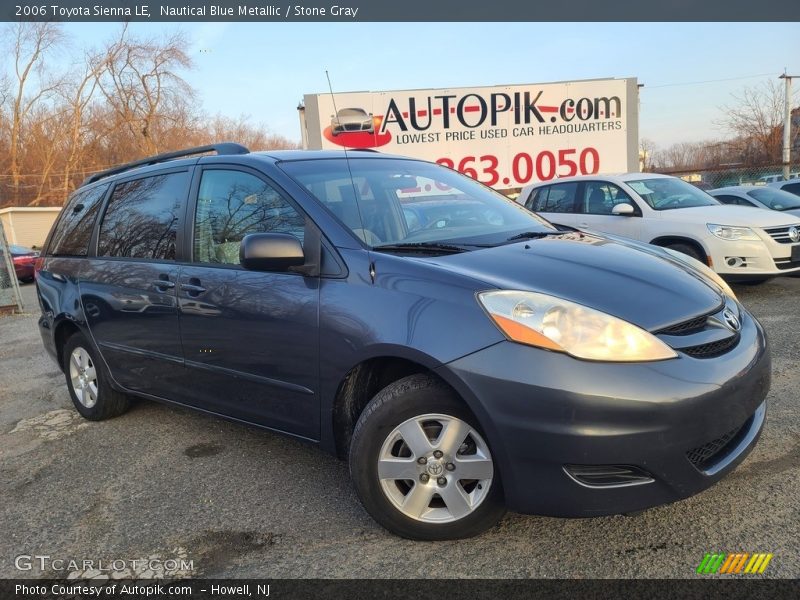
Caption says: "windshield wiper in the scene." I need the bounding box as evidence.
[506,230,563,242]
[372,242,470,254]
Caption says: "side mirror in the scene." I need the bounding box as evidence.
[240,233,305,272]
[611,203,635,216]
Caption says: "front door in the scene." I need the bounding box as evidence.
[176,167,320,439]
[82,169,191,398]
[574,180,642,240]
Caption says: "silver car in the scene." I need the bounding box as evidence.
[710,185,800,218]
[768,179,800,197]
[330,107,374,136]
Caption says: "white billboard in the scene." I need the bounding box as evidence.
[301,78,639,190]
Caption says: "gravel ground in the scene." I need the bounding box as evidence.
[0,279,798,579]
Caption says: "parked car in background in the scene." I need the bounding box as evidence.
[330,107,374,136]
[518,173,800,281]
[768,179,800,197]
[710,185,800,218]
[37,145,770,540]
[689,181,713,191]
[0,244,39,282]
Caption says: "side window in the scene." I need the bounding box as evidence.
[46,184,108,256]
[581,182,635,215]
[525,188,541,210]
[193,170,305,266]
[540,182,578,213]
[98,171,188,260]
[715,194,743,206]
[783,183,800,195]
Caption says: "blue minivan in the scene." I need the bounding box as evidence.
[36,144,770,539]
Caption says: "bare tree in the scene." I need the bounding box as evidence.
[0,25,299,208]
[717,80,799,164]
[639,138,658,171]
[98,27,193,156]
[4,23,66,189]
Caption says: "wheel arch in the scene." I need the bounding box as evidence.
[649,236,709,262]
[53,318,82,371]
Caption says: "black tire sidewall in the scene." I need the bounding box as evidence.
[62,332,115,420]
[666,242,703,262]
[349,374,505,540]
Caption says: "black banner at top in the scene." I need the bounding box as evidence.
[3,0,800,22]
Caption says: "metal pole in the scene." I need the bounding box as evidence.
[780,74,795,181]
[0,220,24,312]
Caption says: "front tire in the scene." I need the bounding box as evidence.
[349,374,505,540]
[63,332,130,421]
[665,242,704,263]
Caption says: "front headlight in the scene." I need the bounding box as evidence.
[707,224,760,241]
[477,290,677,362]
[662,247,737,301]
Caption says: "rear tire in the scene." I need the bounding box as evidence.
[349,374,506,540]
[63,332,130,421]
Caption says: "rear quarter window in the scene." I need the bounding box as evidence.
[46,184,109,256]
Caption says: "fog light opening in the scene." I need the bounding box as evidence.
[563,464,655,488]
[726,257,746,268]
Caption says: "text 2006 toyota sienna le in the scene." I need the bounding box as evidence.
[36,144,769,540]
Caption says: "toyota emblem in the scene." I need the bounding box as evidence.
[789,226,800,243]
[722,309,741,332]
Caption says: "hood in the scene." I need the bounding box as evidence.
[658,205,800,227]
[780,208,800,218]
[418,232,724,332]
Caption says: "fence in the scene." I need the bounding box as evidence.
[0,220,25,314]
[652,162,800,189]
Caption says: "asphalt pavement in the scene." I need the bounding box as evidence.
[0,280,798,578]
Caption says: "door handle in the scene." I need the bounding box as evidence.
[180,279,206,296]
[578,222,589,228]
[152,278,175,292]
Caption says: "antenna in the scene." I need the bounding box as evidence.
[325,70,369,244]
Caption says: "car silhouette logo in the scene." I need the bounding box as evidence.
[723,309,741,332]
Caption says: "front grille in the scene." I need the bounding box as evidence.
[658,314,709,336]
[763,225,800,244]
[682,334,740,358]
[686,420,748,470]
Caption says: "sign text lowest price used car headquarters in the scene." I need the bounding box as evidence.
[300,78,639,190]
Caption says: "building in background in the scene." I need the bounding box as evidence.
[0,207,62,249]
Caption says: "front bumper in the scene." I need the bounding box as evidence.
[438,308,770,516]
[707,236,800,277]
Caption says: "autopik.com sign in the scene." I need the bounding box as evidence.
[301,78,639,189]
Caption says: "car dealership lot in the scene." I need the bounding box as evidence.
[0,281,798,579]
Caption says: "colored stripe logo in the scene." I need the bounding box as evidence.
[697,553,773,574]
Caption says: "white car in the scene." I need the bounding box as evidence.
[709,185,800,218]
[518,173,800,280]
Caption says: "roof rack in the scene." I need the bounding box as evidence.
[82,143,250,186]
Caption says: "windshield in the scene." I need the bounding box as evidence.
[747,187,800,211]
[279,158,555,247]
[626,177,720,211]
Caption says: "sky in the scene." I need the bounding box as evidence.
[60,22,800,150]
